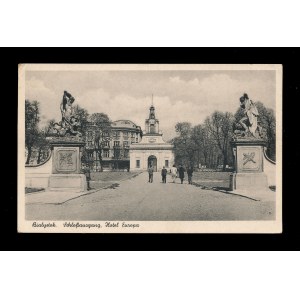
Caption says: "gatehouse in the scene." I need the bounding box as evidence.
[130,104,174,171]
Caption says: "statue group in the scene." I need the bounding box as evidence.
[230,93,269,191]
[234,93,264,139]
[46,91,87,192]
[49,91,263,141]
[50,91,82,137]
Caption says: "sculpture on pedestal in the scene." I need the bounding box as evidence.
[233,93,263,139]
[230,93,268,191]
[49,91,82,137]
[46,91,86,192]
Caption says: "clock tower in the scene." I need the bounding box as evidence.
[145,104,160,135]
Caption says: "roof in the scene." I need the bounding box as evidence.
[112,120,140,129]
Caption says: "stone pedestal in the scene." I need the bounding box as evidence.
[49,174,86,192]
[230,139,268,191]
[47,138,87,192]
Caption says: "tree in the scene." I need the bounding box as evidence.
[175,122,192,136]
[191,124,212,168]
[173,122,197,167]
[89,113,111,127]
[255,102,276,161]
[25,100,40,164]
[113,145,122,170]
[35,119,54,164]
[205,111,234,171]
[89,113,112,172]
[73,104,89,136]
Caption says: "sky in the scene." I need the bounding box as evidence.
[25,69,276,141]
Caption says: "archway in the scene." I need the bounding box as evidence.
[148,155,157,172]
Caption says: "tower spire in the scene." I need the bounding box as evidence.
[151,94,154,106]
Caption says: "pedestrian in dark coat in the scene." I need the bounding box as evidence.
[161,166,167,183]
[83,164,91,190]
[187,166,194,184]
[178,165,185,184]
[148,165,154,183]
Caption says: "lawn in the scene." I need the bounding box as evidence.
[190,171,231,189]
[90,171,142,189]
[90,171,142,182]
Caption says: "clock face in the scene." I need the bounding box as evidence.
[149,119,155,125]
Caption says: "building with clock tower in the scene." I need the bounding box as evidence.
[130,103,174,171]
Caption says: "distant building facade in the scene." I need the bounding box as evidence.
[85,120,142,171]
[130,104,174,171]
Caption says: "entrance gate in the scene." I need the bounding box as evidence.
[148,155,157,171]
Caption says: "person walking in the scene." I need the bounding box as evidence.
[148,165,154,183]
[170,164,177,183]
[187,165,194,184]
[178,164,185,184]
[161,166,167,183]
[83,164,91,190]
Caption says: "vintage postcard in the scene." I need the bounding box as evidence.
[18,64,282,233]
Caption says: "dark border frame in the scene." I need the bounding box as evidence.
[4,47,298,250]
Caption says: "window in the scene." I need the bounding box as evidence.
[87,141,93,147]
[165,160,169,168]
[103,150,109,158]
[124,150,129,158]
[136,138,138,143]
[102,131,110,138]
[114,148,121,158]
[136,160,140,168]
[123,141,129,147]
[123,131,128,137]
[131,132,135,138]
[114,131,120,138]
[104,141,110,147]
[114,141,120,147]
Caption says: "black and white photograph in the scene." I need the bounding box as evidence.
[3,0,299,298]
[18,64,282,233]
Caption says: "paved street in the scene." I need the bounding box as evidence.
[26,172,275,221]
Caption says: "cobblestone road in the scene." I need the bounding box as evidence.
[26,172,275,221]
